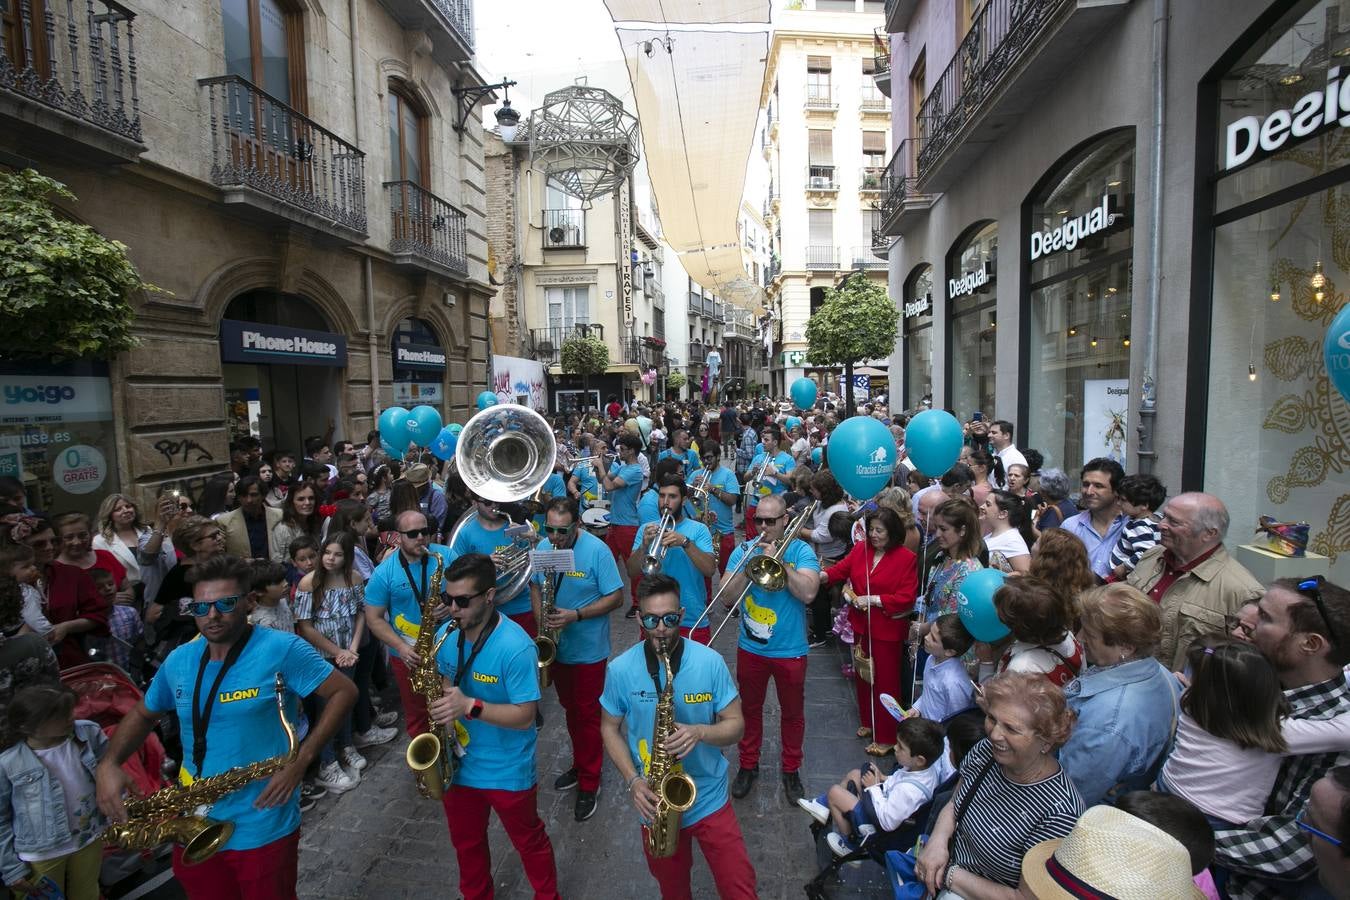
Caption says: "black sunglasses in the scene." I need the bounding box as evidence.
[400,527,436,538]
[543,523,575,535]
[1296,577,1343,648]
[440,589,487,608]
[753,514,784,525]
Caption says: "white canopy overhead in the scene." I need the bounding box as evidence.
[603,0,771,25]
[615,25,767,304]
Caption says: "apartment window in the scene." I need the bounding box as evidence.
[807,55,832,102]
[809,130,834,185]
[808,209,834,259]
[958,0,987,39]
[863,131,887,169]
[387,85,429,185]
[222,0,306,109]
[2,0,49,75]
[862,57,876,76]
[546,286,590,331]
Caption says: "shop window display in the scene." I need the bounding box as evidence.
[947,222,997,420]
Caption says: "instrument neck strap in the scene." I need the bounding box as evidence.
[454,610,500,688]
[191,625,255,779]
[643,637,686,692]
[399,554,430,608]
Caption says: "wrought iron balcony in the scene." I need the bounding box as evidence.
[543,208,585,249]
[0,0,144,162]
[201,76,367,240]
[385,181,467,276]
[860,83,888,112]
[687,343,709,365]
[915,0,1128,192]
[804,84,837,112]
[375,0,473,65]
[873,29,892,98]
[806,245,838,271]
[879,139,936,236]
[871,222,892,259]
[851,246,885,270]
[529,323,604,367]
[807,165,837,192]
[429,0,473,50]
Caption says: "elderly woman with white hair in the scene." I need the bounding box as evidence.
[1033,468,1078,533]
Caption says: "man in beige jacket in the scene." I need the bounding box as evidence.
[216,475,283,560]
[1127,492,1263,669]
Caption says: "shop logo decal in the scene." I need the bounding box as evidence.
[1225,66,1350,171]
[3,385,76,405]
[1029,194,1123,261]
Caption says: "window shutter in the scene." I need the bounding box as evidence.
[808,130,833,165]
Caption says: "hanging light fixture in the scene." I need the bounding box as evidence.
[1122,336,1131,348]
[1248,363,1258,381]
[1312,260,1327,302]
[1090,335,1099,348]
[1269,276,1281,302]
[1248,320,1259,382]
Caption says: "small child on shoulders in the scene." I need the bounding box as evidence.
[1108,474,1167,581]
[912,614,976,722]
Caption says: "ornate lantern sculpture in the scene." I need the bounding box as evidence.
[528,83,640,207]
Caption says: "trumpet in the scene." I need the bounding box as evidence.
[689,469,716,526]
[746,452,772,498]
[558,448,614,469]
[641,513,676,576]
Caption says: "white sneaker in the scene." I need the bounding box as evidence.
[797,797,830,825]
[316,760,359,793]
[341,746,367,771]
[353,725,399,748]
[374,709,399,728]
[827,831,862,859]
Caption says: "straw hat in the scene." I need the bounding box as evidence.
[1021,805,1204,900]
[404,464,432,487]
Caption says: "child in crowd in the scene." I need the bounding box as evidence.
[1114,791,1221,900]
[88,568,142,675]
[1108,474,1167,581]
[0,684,107,900]
[912,614,976,722]
[287,535,320,596]
[1160,637,1350,827]
[798,716,947,857]
[248,561,294,633]
[0,544,51,637]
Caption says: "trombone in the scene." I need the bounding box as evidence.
[640,513,676,576]
[745,452,772,498]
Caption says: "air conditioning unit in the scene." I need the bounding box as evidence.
[545,225,581,248]
[809,176,832,190]
[534,340,555,359]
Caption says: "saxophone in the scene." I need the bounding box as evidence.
[535,572,559,689]
[645,637,698,859]
[106,674,298,866]
[404,552,460,800]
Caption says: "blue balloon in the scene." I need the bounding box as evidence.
[476,391,499,410]
[405,405,443,447]
[447,423,463,436]
[825,415,896,500]
[906,409,964,477]
[378,407,410,454]
[429,426,458,461]
[785,416,803,432]
[790,377,818,411]
[380,439,398,456]
[810,446,823,467]
[957,568,1010,642]
[1326,303,1350,405]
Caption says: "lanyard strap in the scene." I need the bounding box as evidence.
[453,611,500,688]
[399,554,430,608]
[191,626,255,779]
[643,637,686,693]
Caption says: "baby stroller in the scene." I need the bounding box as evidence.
[61,662,178,899]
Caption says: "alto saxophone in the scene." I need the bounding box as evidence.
[645,637,698,859]
[106,674,298,866]
[536,572,559,689]
[404,553,460,800]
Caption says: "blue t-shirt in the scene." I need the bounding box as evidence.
[451,516,532,615]
[726,538,819,658]
[600,638,739,828]
[532,530,623,664]
[607,462,645,526]
[362,544,458,658]
[533,473,568,529]
[434,614,540,791]
[573,462,599,507]
[658,447,701,473]
[632,518,714,628]
[144,628,332,851]
[637,488,661,526]
[686,466,739,535]
[746,450,795,506]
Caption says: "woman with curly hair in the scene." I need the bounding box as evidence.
[1029,527,1097,614]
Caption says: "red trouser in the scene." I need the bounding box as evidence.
[389,654,429,739]
[854,637,904,745]
[507,608,538,639]
[172,829,299,899]
[551,658,606,791]
[442,784,560,900]
[717,532,736,574]
[736,649,807,772]
[641,801,758,900]
[608,524,639,606]
[743,506,758,541]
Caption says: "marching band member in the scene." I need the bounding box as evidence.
[629,477,717,644]
[600,434,646,618]
[530,498,624,821]
[599,575,756,900]
[96,555,356,898]
[657,430,702,474]
[451,495,537,637]
[363,511,458,739]
[743,425,795,541]
[429,553,560,900]
[686,440,740,578]
[721,494,820,803]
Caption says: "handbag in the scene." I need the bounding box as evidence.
[852,643,875,684]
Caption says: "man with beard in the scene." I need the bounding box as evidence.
[1062,458,1128,581]
[628,477,717,644]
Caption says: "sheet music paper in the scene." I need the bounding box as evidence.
[531,549,576,573]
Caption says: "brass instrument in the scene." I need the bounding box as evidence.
[106,674,298,865]
[687,534,764,635]
[645,637,697,858]
[746,452,772,499]
[690,468,715,526]
[535,570,559,689]
[641,513,675,576]
[405,553,460,800]
[744,500,819,591]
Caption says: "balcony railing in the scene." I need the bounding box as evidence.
[879,138,936,234]
[804,83,837,111]
[860,166,886,193]
[851,246,885,270]
[807,165,837,191]
[428,0,474,50]
[543,208,585,248]
[806,245,838,270]
[201,75,367,236]
[530,323,604,367]
[0,0,144,155]
[385,181,467,276]
[688,343,709,364]
[860,83,888,111]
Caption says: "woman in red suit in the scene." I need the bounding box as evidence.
[819,506,918,755]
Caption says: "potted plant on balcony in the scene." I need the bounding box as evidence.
[0,169,155,361]
[641,335,666,349]
[560,333,610,411]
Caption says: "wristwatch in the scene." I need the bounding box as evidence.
[468,698,485,720]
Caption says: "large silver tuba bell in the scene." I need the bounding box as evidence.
[450,403,557,604]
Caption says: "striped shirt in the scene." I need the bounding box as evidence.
[1108,514,1162,572]
[949,739,1085,888]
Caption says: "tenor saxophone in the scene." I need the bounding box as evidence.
[536,572,559,689]
[405,552,460,800]
[645,637,698,859]
[106,674,298,866]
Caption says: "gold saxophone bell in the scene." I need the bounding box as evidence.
[406,731,449,801]
[172,816,235,866]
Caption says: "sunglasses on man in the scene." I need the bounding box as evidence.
[640,612,682,630]
[542,523,575,536]
[183,595,243,617]
[440,588,488,608]
[400,526,436,538]
[753,514,785,526]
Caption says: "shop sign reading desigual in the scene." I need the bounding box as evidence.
[1224,66,1350,171]
[948,262,992,300]
[1029,195,1124,261]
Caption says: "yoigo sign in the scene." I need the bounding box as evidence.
[0,376,113,424]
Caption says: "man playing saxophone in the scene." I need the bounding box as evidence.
[94,556,356,898]
[529,497,623,822]
[428,553,560,900]
[599,575,755,900]
[628,477,717,644]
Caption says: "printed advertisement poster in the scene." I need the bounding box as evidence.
[1082,379,1129,467]
[491,355,548,412]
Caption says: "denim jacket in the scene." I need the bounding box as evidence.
[0,720,108,884]
[1058,658,1180,806]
